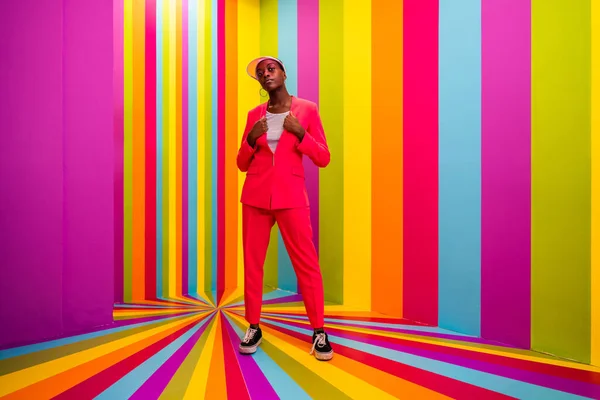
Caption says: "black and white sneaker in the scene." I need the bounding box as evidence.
[310,331,334,361]
[239,326,262,354]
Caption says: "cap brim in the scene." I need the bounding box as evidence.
[246,56,284,80]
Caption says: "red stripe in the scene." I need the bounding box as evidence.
[144,0,157,301]
[260,320,511,400]
[221,314,251,399]
[402,0,439,325]
[53,317,203,399]
[216,0,225,303]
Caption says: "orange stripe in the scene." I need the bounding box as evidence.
[132,0,146,301]
[205,313,227,398]
[371,0,403,316]
[176,0,183,297]
[224,0,238,293]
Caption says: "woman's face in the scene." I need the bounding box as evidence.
[256,60,285,91]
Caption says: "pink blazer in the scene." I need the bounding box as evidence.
[237,96,330,210]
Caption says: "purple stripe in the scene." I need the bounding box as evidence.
[182,0,189,296]
[113,0,125,305]
[481,0,531,348]
[130,317,211,399]
[222,314,279,399]
[298,0,319,255]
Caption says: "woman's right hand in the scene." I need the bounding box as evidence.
[247,117,267,147]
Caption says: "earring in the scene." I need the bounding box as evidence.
[259,88,268,97]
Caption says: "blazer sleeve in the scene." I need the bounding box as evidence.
[296,103,331,168]
[237,110,257,172]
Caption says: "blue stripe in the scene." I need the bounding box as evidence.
[228,289,295,307]
[210,0,217,292]
[156,0,164,299]
[188,0,198,296]
[96,314,214,399]
[224,314,310,399]
[186,292,211,305]
[260,312,474,336]
[438,0,482,336]
[277,0,298,292]
[265,319,589,400]
[0,313,203,360]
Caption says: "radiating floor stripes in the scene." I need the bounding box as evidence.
[1,292,599,399]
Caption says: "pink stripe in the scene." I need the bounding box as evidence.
[182,0,189,296]
[298,0,319,256]
[113,0,124,304]
[481,0,531,348]
[145,0,157,300]
[403,0,438,325]
[216,0,225,301]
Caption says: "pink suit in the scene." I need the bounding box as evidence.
[237,96,330,329]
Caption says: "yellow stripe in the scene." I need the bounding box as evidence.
[168,0,177,299]
[0,314,206,397]
[343,0,372,310]
[592,0,600,367]
[237,0,260,298]
[227,313,396,399]
[196,0,206,300]
[183,312,219,398]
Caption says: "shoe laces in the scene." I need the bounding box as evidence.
[242,328,257,344]
[309,332,327,355]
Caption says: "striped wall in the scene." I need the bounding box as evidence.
[588,1,598,360]
[115,0,600,364]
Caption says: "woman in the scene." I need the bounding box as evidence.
[236,56,333,361]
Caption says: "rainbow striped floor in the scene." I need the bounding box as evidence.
[1,289,600,399]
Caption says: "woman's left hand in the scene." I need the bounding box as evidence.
[284,112,305,140]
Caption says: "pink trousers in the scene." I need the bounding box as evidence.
[242,204,325,329]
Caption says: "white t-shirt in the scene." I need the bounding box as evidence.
[266,110,289,153]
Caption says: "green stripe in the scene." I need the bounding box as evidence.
[159,316,217,399]
[531,0,591,363]
[228,315,350,399]
[204,0,213,295]
[319,0,344,303]
[260,0,279,289]
[123,0,133,303]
